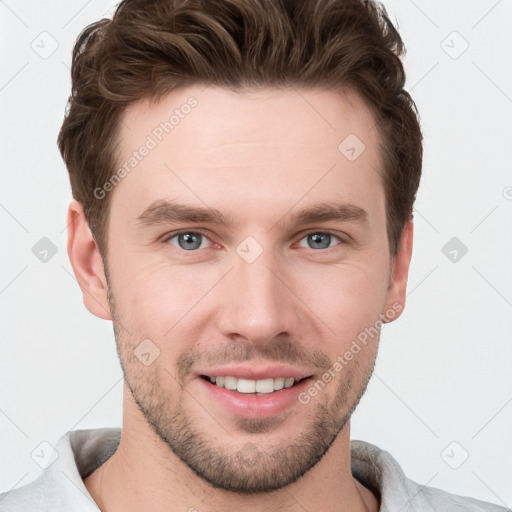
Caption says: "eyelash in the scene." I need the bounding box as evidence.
[163,230,346,252]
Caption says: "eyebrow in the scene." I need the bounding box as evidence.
[135,199,368,229]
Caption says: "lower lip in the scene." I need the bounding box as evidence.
[198,377,312,419]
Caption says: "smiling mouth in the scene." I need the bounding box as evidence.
[200,375,310,395]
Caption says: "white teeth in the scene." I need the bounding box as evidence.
[284,377,294,389]
[273,377,285,390]
[237,378,256,393]
[210,376,298,393]
[255,378,274,394]
[224,376,237,390]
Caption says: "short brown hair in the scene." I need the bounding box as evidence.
[58,0,422,260]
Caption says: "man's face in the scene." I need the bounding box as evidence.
[102,85,405,493]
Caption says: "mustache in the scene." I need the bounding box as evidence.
[176,338,332,383]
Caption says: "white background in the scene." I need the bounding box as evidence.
[0,0,511,507]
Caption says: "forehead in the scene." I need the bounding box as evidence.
[118,85,379,154]
[112,85,383,226]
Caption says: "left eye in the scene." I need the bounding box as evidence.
[297,232,342,250]
[166,232,211,251]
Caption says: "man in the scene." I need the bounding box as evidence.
[0,0,507,510]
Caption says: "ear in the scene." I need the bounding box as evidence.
[67,201,112,320]
[383,220,414,323]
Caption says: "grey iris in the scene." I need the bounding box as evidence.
[178,233,203,250]
[308,233,331,249]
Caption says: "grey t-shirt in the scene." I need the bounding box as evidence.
[0,428,508,511]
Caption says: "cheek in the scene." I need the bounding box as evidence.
[292,260,389,347]
[111,257,223,339]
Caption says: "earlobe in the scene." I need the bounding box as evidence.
[66,201,112,320]
[383,220,414,323]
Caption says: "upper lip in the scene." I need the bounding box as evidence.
[197,364,314,381]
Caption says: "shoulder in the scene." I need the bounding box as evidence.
[0,478,45,511]
[0,428,120,511]
[350,440,509,512]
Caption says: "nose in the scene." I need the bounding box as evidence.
[215,249,299,346]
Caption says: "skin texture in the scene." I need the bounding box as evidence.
[68,85,413,512]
